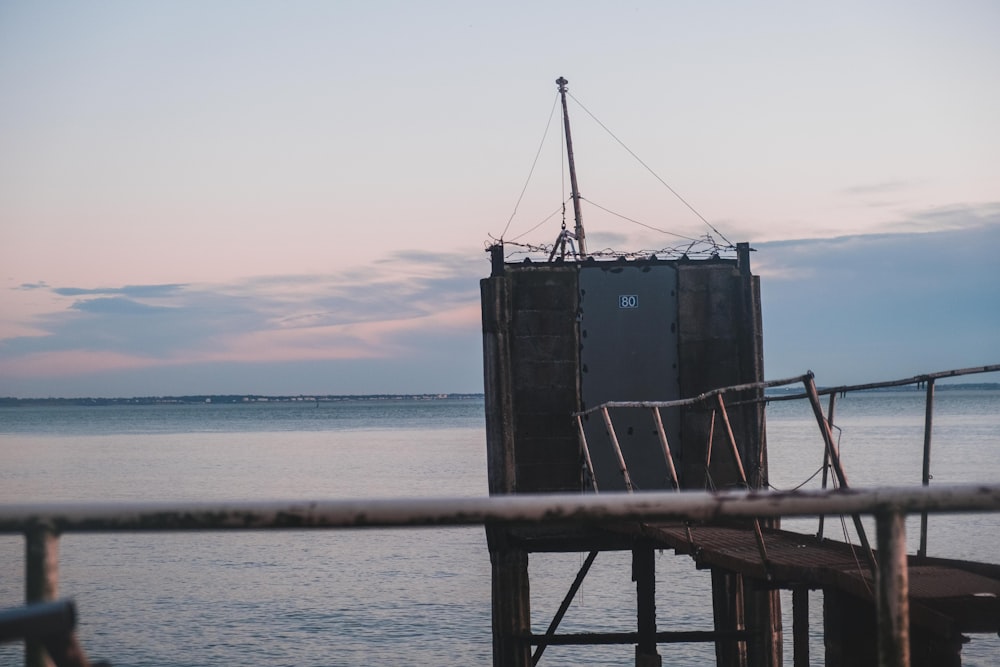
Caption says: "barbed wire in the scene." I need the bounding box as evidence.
[488,233,734,262]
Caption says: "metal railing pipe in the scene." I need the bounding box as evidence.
[1,485,998,533]
[764,363,1000,404]
[600,407,634,492]
[918,379,935,557]
[25,526,58,667]
[575,373,813,416]
[876,510,910,667]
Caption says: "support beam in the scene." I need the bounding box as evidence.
[633,544,661,666]
[25,526,58,667]
[743,577,781,667]
[491,546,531,667]
[532,551,598,665]
[792,586,809,667]
[876,511,910,667]
[918,379,935,557]
[712,569,746,667]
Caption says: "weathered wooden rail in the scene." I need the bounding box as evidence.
[3,484,1000,667]
[762,363,1000,555]
[580,364,1000,563]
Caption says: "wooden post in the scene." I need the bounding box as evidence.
[651,407,681,490]
[481,275,516,495]
[633,544,661,667]
[918,379,935,557]
[26,526,59,667]
[717,395,770,569]
[792,586,809,667]
[712,570,746,667]
[576,415,599,492]
[817,392,837,540]
[490,545,532,667]
[804,376,878,573]
[743,578,781,667]
[876,510,910,667]
[602,407,635,492]
[556,76,586,256]
[704,409,716,489]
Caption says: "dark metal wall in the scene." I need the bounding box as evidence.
[480,246,771,667]
[676,251,766,491]
[482,248,763,496]
[579,262,680,492]
[481,264,581,494]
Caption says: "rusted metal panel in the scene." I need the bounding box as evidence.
[675,254,765,498]
[507,266,581,495]
[578,262,680,493]
[481,275,516,495]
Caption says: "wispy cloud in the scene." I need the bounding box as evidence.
[4,219,998,396]
[0,250,488,381]
[52,284,188,298]
[758,221,1000,384]
[840,180,917,198]
[753,201,1000,281]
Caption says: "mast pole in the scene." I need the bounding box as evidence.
[556,76,587,257]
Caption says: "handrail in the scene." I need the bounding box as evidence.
[575,373,811,416]
[2,485,998,531]
[6,486,998,667]
[763,363,1000,403]
[574,364,1000,559]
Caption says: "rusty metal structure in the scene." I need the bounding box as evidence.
[480,141,1000,666]
[481,242,776,667]
[480,243,1000,667]
[478,78,1000,667]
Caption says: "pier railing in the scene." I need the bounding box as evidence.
[576,364,1000,561]
[3,485,1000,667]
[764,363,1000,556]
[575,371,879,573]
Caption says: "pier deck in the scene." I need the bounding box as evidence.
[629,521,1000,637]
[505,518,1000,665]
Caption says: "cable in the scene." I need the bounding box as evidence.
[581,197,701,242]
[499,93,560,241]
[842,514,874,596]
[768,465,826,493]
[567,91,735,248]
[508,203,567,243]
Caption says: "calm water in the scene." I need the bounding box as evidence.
[1,392,997,665]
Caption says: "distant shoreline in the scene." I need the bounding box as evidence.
[2,384,998,407]
[0,393,485,407]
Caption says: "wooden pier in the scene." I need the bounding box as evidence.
[494,510,1000,666]
[480,238,1000,666]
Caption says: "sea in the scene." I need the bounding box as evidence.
[1,389,998,666]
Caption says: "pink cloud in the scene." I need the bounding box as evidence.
[0,302,483,380]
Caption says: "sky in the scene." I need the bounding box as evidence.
[1,1,998,397]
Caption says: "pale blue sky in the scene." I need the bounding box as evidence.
[1,1,998,396]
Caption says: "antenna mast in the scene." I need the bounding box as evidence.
[556,76,587,257]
